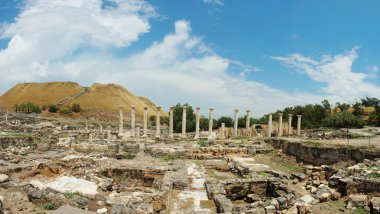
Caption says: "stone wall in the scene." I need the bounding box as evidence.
[266,138,380,165]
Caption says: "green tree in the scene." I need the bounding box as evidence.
[173,103,195,132]
[216,116,233,127]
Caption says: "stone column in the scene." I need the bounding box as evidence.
[85,122,88,132]
[208,107,214,136]
[268,113,272,137]
[100,124,103,134]
[155,106,161,138]
[297,115,302,136]
[246,110,250,136]
[194,107,200,139]
[278,113,283,137]
[131,105,136,137]
[89,133,93,144]
[5,114,7,122]
[136,126,140,138]
[288,114,293,136]
[169,106,174,139]
[107,128,111,144]
[181,106,187,138]
[234,109,239,137]
[143,107,148,137]
[119,106,124,135]
[221,123,225,139]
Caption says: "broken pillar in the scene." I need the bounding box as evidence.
[234,109,239,137]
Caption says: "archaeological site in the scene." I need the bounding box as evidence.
[0,82,379,214]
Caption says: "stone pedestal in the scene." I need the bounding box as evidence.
[182,106,187,138]
[155,106,161,138]
[288,114,293,136]
[169,106,174,139]
[131,106,136,137]
[268,113,272,137]
[119,106,124,135]
[278,113,283,137]
[246,110,250,136]
[234,109,239,137]
[297,115,302,136]
[221,123,225,139]
[209,107,214,137]
[195,107,200,139]
[143,107,148,137]
[107,128,111,144]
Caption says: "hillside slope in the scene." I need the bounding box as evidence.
[0,82,167,118]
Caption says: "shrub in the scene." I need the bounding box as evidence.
[43,202,55,210]
[71,103,81,113]
[161,154,175,161]
[59,108,71,114]
[64,191,77,199]
[48,104,58,113]
[198,139,208,147]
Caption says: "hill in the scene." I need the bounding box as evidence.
[0,82,167,119]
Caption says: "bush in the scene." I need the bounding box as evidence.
[48,104,58,113]
[198,139,208,147]
[44,202,55,210]
[64,191,77,199]
[15,102,41,114]
[71,103,81,113]
[59,108,71,114]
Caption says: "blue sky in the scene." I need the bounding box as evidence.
[0,0,379,116]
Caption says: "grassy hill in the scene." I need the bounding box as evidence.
[0,82,167,119]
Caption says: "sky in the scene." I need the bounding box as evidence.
[0,0,379,117]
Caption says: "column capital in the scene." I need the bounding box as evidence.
[278,113,283,116]
[196,107,200,111]
[119,106,124,109]
[156,106,161,110]
[183,105,187,109]
[170,105,174,110]
[268,112,272,115]
[246,110,250,113]
[143,106,148,110]
[297,115,302,118]
[288,114,293,117]
[234,109,239,112]
[131,105,136,109]
[210,107,214,111]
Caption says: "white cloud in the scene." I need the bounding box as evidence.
[368,65,379,79]
[203,0,224,6]
[272,47,380,99]
[0,0,373,118]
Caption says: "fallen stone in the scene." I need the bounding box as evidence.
[347,194,368,209]
[97,207,107,214]
[46,176,98,197]
[300,194,315,204]
[52,205,97,214]
[265,205,276,214]
[371,197,380,214]
[0,174,9,183]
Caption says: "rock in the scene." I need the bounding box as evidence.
[0,174,9,183]
[76,196,89,207]
[213,194,233,213]
[363,159,372,166]
[317,192,331,202]
[97,208,107,214]
[52,205,97,214]
[277,196,287,210]
[300,195,315,204]
[110,204,126,214]
[27,187,44,199]
[265,205,276,214]
[46,176,98,197]
[100,178,113,191]
[371,197,380,214]
[29,180,46,189]
[347,194,368,209]
[310,186,317,194]
[271,198,279,210]
[297,203,311,214]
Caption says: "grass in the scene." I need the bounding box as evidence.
[367,172,380,180]
[27,139,38,147]
[160,154,175,161]
[198,139,208,147]
[257,171,269,177]
[351,208,367,214]
[64,191,78,199]
[43,202,55,210]
[114,174,129,183]
[125,154,135,159]
[0,132,32,138]
[207,171,216,177]
[303,141,323,147]
[323,200,345,209]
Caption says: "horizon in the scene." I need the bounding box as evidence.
[1,0,379,117]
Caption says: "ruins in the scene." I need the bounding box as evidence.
[0,104,379,214]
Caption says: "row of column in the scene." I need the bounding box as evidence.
[267,113,302,137]
[118,106,253,139]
